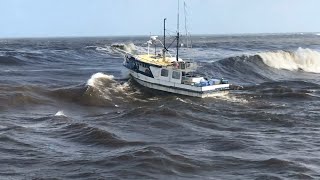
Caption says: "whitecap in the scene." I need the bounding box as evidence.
[86,72,115,87]
[55,110,67,117]
[259,48,320,73]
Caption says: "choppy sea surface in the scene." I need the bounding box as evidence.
[1,34,320,179]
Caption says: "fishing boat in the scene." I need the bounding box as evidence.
[119,4,230,98]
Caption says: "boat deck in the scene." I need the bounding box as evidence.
[136,54,173,67]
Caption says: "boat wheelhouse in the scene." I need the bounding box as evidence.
[122,45,230,98]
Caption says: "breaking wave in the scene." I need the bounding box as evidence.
[111,43,148,55]
[110,43,137,54]
[258,48,320,73]
[206,47,320,86]
[86,72,115,87]
[50,73,144,107]
[1,73,150,109]
[55,110,66,117]
[85,72,140,104]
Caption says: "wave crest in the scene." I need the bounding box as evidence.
[85,72,133,102]
[86,72,115,87]
[259,48,320,73]
[111,43,148,55]
[55,110,67,117]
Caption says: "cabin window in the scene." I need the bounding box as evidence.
[172,71,181,79]
[161,69,169,77]
[180,63,186,69]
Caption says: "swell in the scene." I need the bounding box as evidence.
[113,104,246,134]
[0,73,144,109]
[205,55,272,84]
[208,156,313,179]
[2,74,319,110]
[49,73,143,107]
[0,85,52,108]
[205,48,320,85]
[246,80,320,99]
[51,145,201,179]
[0,55,27,66]
[52,122,144,147]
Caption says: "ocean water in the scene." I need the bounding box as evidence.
[0,34,320,179]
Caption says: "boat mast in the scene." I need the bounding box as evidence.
[176,0,180,61]
[163,18,166,60]
[164,18,166,50]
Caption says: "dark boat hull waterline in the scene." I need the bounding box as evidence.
[1,34,320,179]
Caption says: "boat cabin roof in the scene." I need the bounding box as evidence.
[135,54,175,67]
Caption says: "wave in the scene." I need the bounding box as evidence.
[107,146,199,175]
[259,48,320,73]
[1,78,141,109]
[55,110,67,117]
[111,43,148,55]
[245,80,320,99]
[206,47,320,86]
[207,55,272,84]
[111,43,137,53]
[95,46,112,53]
[84,45,99,50]
[85,72,141,104]
[50,73,143,107]
[57,122,144,147]
[0,85,51,108]
[0,56,26,66]
[86,72,115,87]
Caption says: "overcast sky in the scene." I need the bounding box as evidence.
[0,0,319,38]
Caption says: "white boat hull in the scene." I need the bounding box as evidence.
[129,70,229,98]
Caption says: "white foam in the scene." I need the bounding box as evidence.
[111,43,148,55]
[96,46,111,52]
[214,94,249,104]
[176,97,189,104]
[55,110,66,117]
[87,72,114,87]
[114,82,130,92]
[85,72,142,102]
[259,48,320,73]
[85,45,98,49]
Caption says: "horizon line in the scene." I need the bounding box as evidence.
[0,31,319,40]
